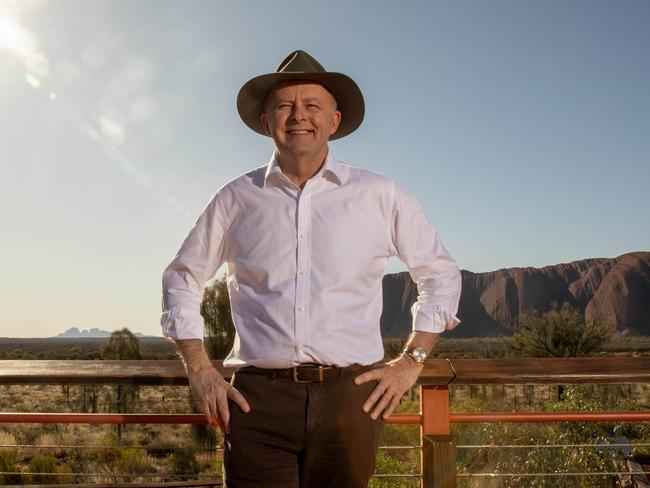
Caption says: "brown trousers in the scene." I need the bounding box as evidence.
[224,367,384,488]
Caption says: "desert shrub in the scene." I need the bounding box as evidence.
[379,424,418,449]
[35,432,69,460]
[86,445,121,464]
[28,454,58,484]
[116,447,156,478]
[85,434,122,465]
[508,303,613,358]
[12,424,49,446]
[0,448,22,484]
[209,456,223,477]
[60,449,86,485]
[369,450,418,487]
[145,440,177,459]
[452,387,643,488]
[168,447,200,480]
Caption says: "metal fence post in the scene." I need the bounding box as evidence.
[421,385,456,488]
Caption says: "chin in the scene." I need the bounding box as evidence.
[284,143,316,154]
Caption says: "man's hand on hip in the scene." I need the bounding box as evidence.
[174,339,250,434]
[187,364,250,434]
[354,330,438,420]
[354,355,423,420]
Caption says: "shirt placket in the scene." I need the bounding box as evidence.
[294,183,312,363]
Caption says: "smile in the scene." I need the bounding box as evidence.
[286,130,314,135]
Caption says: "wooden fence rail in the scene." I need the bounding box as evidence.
[2,357,650,385]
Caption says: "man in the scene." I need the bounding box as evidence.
[161,50,462,487]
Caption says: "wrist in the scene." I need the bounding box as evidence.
[187,363,213,376]
[185,356,215,375]
[398,352,425,369]
[174,339,214,374]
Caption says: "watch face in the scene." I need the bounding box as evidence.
[410,347,428,363]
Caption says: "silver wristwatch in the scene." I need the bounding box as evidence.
[404,346,429,364]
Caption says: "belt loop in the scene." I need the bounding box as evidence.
[319,366,324,383]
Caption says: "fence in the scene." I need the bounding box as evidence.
[1,357,650,487]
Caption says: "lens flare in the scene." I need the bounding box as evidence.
[1,1,193,222]
[25,72,40,88]
[0,4,49,77]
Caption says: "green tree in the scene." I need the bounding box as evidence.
[67,346,82,359]
[508,303,613,358]
[201,275,236,359]
[190,276,236,449]
[101,328,143,440]
[101,327,143,360]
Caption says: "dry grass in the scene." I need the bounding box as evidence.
[0,384,223,483]
[0,430,16,446]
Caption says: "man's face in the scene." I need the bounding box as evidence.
[261,81,341,163]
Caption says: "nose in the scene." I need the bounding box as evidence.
[290,103,306,122]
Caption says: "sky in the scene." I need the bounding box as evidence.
[1,0,648,338]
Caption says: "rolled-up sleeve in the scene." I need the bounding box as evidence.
[160,191,228,340]
[390,182,462,333]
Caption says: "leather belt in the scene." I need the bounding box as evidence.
[237,363,367,383]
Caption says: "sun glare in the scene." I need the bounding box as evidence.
[0,7,31,51]
[0,1,194,221]
[0,3,49,78]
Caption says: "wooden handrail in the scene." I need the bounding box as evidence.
[446,357,650,384]
[1,357,649,385]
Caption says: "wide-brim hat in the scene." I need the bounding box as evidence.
[237,50,364,140]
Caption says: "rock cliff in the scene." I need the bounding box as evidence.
[380,251,650,338]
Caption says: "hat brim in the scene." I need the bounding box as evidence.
[237,72,364,140]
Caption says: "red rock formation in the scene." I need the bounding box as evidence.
[380,252,650,338]
[586,253,650,333]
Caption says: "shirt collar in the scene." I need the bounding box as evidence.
[263,149,346,188]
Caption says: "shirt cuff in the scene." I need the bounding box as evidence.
[411,303,461,334]
[160,308,205,340]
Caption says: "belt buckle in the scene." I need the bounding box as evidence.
[292,365,325,383]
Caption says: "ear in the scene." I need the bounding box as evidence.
[329,110,342,136]
[260,112,271,136]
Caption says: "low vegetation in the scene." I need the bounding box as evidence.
[0,306,649,485]
[0,337,177,360]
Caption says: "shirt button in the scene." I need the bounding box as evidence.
[298,345,304,351]
[299,233,306,239]
[298,306,305,312]
[299,270,305,276]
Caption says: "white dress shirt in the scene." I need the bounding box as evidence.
[161,150,461,368]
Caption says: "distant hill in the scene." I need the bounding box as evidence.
[54,327,147,338]
[381,251,650,338]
